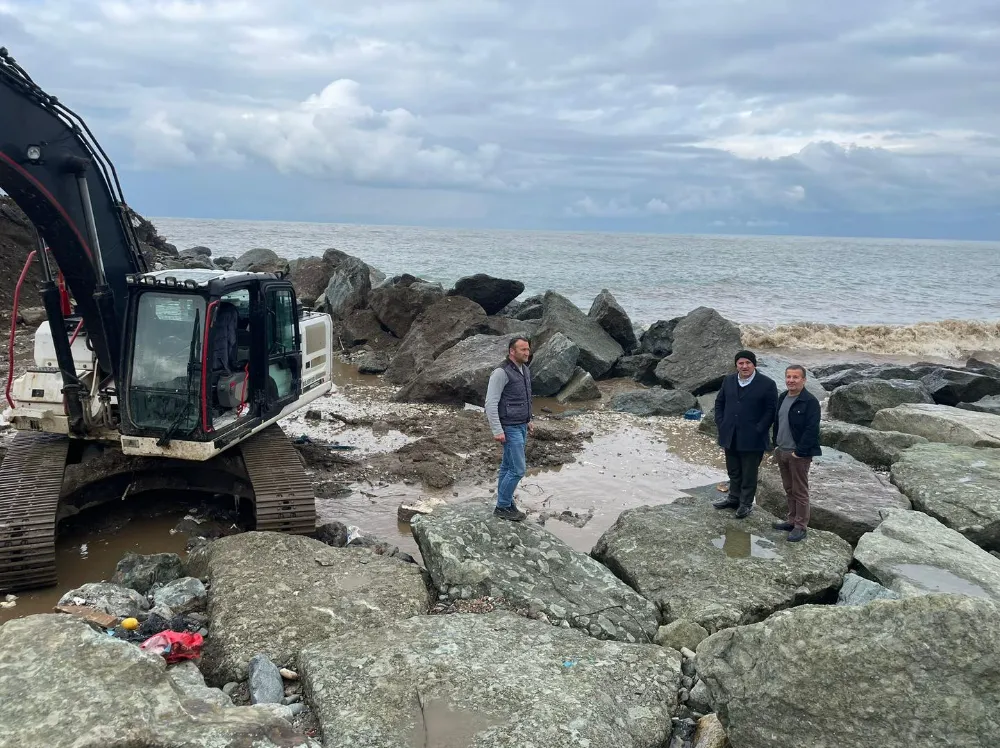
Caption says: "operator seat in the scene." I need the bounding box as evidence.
[211,302,248,412]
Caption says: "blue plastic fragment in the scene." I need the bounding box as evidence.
[683,408,702,420]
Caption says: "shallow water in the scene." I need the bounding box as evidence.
[891,563,991,598]
[711,531,780,560]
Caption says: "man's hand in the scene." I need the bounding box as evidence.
[494,433,506,443]
[527,422,535,435]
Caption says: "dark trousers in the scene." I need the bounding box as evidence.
[725,449,764,507]
[777,448,812,529]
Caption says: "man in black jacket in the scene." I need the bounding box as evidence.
[712,350,778,518]
[769,364,822,541]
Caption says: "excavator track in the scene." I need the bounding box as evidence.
[0,431,69,593]
[240,424,316,535]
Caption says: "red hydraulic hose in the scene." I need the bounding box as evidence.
[68,319,84,347]
[6,250,38,408]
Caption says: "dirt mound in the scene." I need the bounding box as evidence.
[0,196,42,313]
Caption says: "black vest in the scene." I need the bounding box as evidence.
[498,360,532,426]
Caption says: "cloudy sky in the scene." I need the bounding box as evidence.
[3,0,999,238]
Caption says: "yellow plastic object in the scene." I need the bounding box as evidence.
[121,617,139,631]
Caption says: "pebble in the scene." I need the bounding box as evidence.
[288,703,308,716]
[279,667,299,681]
[281,694,302,705]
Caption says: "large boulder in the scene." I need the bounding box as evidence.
[384,296,489,384]
[198,531,431,683]
[411,501,659,642]
[528,332,579,397]
[757,449,911,545]
[555,367,602,402]
[369,274,446,338]
[827,378,934,425]
[922,366,1000,406]
[447,273,524,314]
[609,353,661,385]
[591,495,852,633]
[959,394,1000,416]
[890,442,1000,550]
[854,508,1000,600]
[334,308,396,349]
[696,594,1000,748]
[56,582,149,619]
[0,615,319,747]
[287,256,334,307]
[638,318,680,357]
[609,388,697,417]
[300,611,681,748]
[753,356,828,401]
[819,420,928,468]
[110,552,184,595]
[533,291,624,378]
[653,308,742,395]
[395,334,510,406]
[231,247,289,275]
[871,403,1000,447]
[819,363,929,390]
[588,289,638,353]
[322,256,373,319]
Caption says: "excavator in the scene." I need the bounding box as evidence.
[0,48,334,593]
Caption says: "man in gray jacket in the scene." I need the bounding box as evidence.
[485,336,534,521]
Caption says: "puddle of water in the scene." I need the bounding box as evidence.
[711,530,780,560]
[0,511,190,625]
[406,697,501,748]
[891,563,991,598]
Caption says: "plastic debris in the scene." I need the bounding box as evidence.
[139,630,204,663]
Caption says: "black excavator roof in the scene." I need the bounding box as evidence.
[0,47,148,379]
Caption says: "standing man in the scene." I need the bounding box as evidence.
[713,350,778,518]
[485,336,534,521]
[770,365,822,542]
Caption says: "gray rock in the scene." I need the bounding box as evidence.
[384,295,488,384]
[890,442,1000,550]
[836,572,900,605]
[591,495,853,633]
[152,576,207,614]
[411,500,659,642]
[819,420,928,468]
[692,714,728,748]
[653,308,742,395]
[357,350,391,374]
[199,531,431,683]
[179,245,212,258]
[336,308,395,348]
[555,367,602,402]
[287,256,335,307]
[481,316,539,338]
[588,289,638,353]
[299,611,682,748]
[57,582,149,618]
[515,302,543,320]
[753,356,828,401]
[231,247,290,276]
[698,594,1000,748]
[687,680,713,714]
[248,654,285,705]
[828,378,934,425]
[111,552,184,595]
[638,318,681,357]
[0,615,319,747]
[655,619,710,651]
[819,363,928,390]
[958,394,1000,416]
[871,403,1000,447]
[167,660,233,709]
[527,331,579,397]
[922,366,1000,406]
[369,274,446,338]
[533,290,624,378]
[757,448,911,545]
[609,353,661,385]
[213,255,234,270]
[394,334,510,406]
[322,256,373,319]
[609,388,697,417]
[854,508,1000,599]
[447,273,524,315]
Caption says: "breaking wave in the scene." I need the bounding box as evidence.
[740,319,1000,360]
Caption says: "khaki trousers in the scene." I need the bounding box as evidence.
[777,448,812,530]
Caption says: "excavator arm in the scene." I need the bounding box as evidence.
[0,46,147,386]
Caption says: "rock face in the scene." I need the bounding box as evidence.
[199,531,431,683]
[922,367,1000,406]
[529,332,580,397]
[697,594,1000,748]
[57,582,149,618]
[757,449,911,545]
[0,615,319,748]
[369,274,446,338]
[384,296,488,384]
[610,353,661,385]
[872,402,1000,447]
[753,356,828,401]
[819,420,928,468]
[231,247,290,275]
[654,308,742,395]
[395,334,510,406]
[959,394,1000,416]
[299,611,681,748]
[854,508,1000,600]
[638,318,680,357]
[609,388,697,417]
[555,367,602,402]
[836,572,900,605]
[534,291,624,378]
[447,273,524,314]
[890,442,1000,550]
[287,256,334,307]
[411,501,659,642]
[591,495,853,633]
[818,363,928,390]
[111,552,184,594]
[588,289,638,353]
[322,256,373,319]
[827,378,934,425]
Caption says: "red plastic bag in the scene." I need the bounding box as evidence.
[139,630,204,663]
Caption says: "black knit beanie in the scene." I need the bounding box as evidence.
[734,349,757,366]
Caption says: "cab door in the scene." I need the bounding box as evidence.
[260,282,302,419]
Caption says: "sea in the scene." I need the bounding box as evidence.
[152,217,1000,361]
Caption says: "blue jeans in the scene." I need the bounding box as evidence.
[496,423,527,508]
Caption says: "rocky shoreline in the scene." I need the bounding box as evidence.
[3,225,1000,746]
